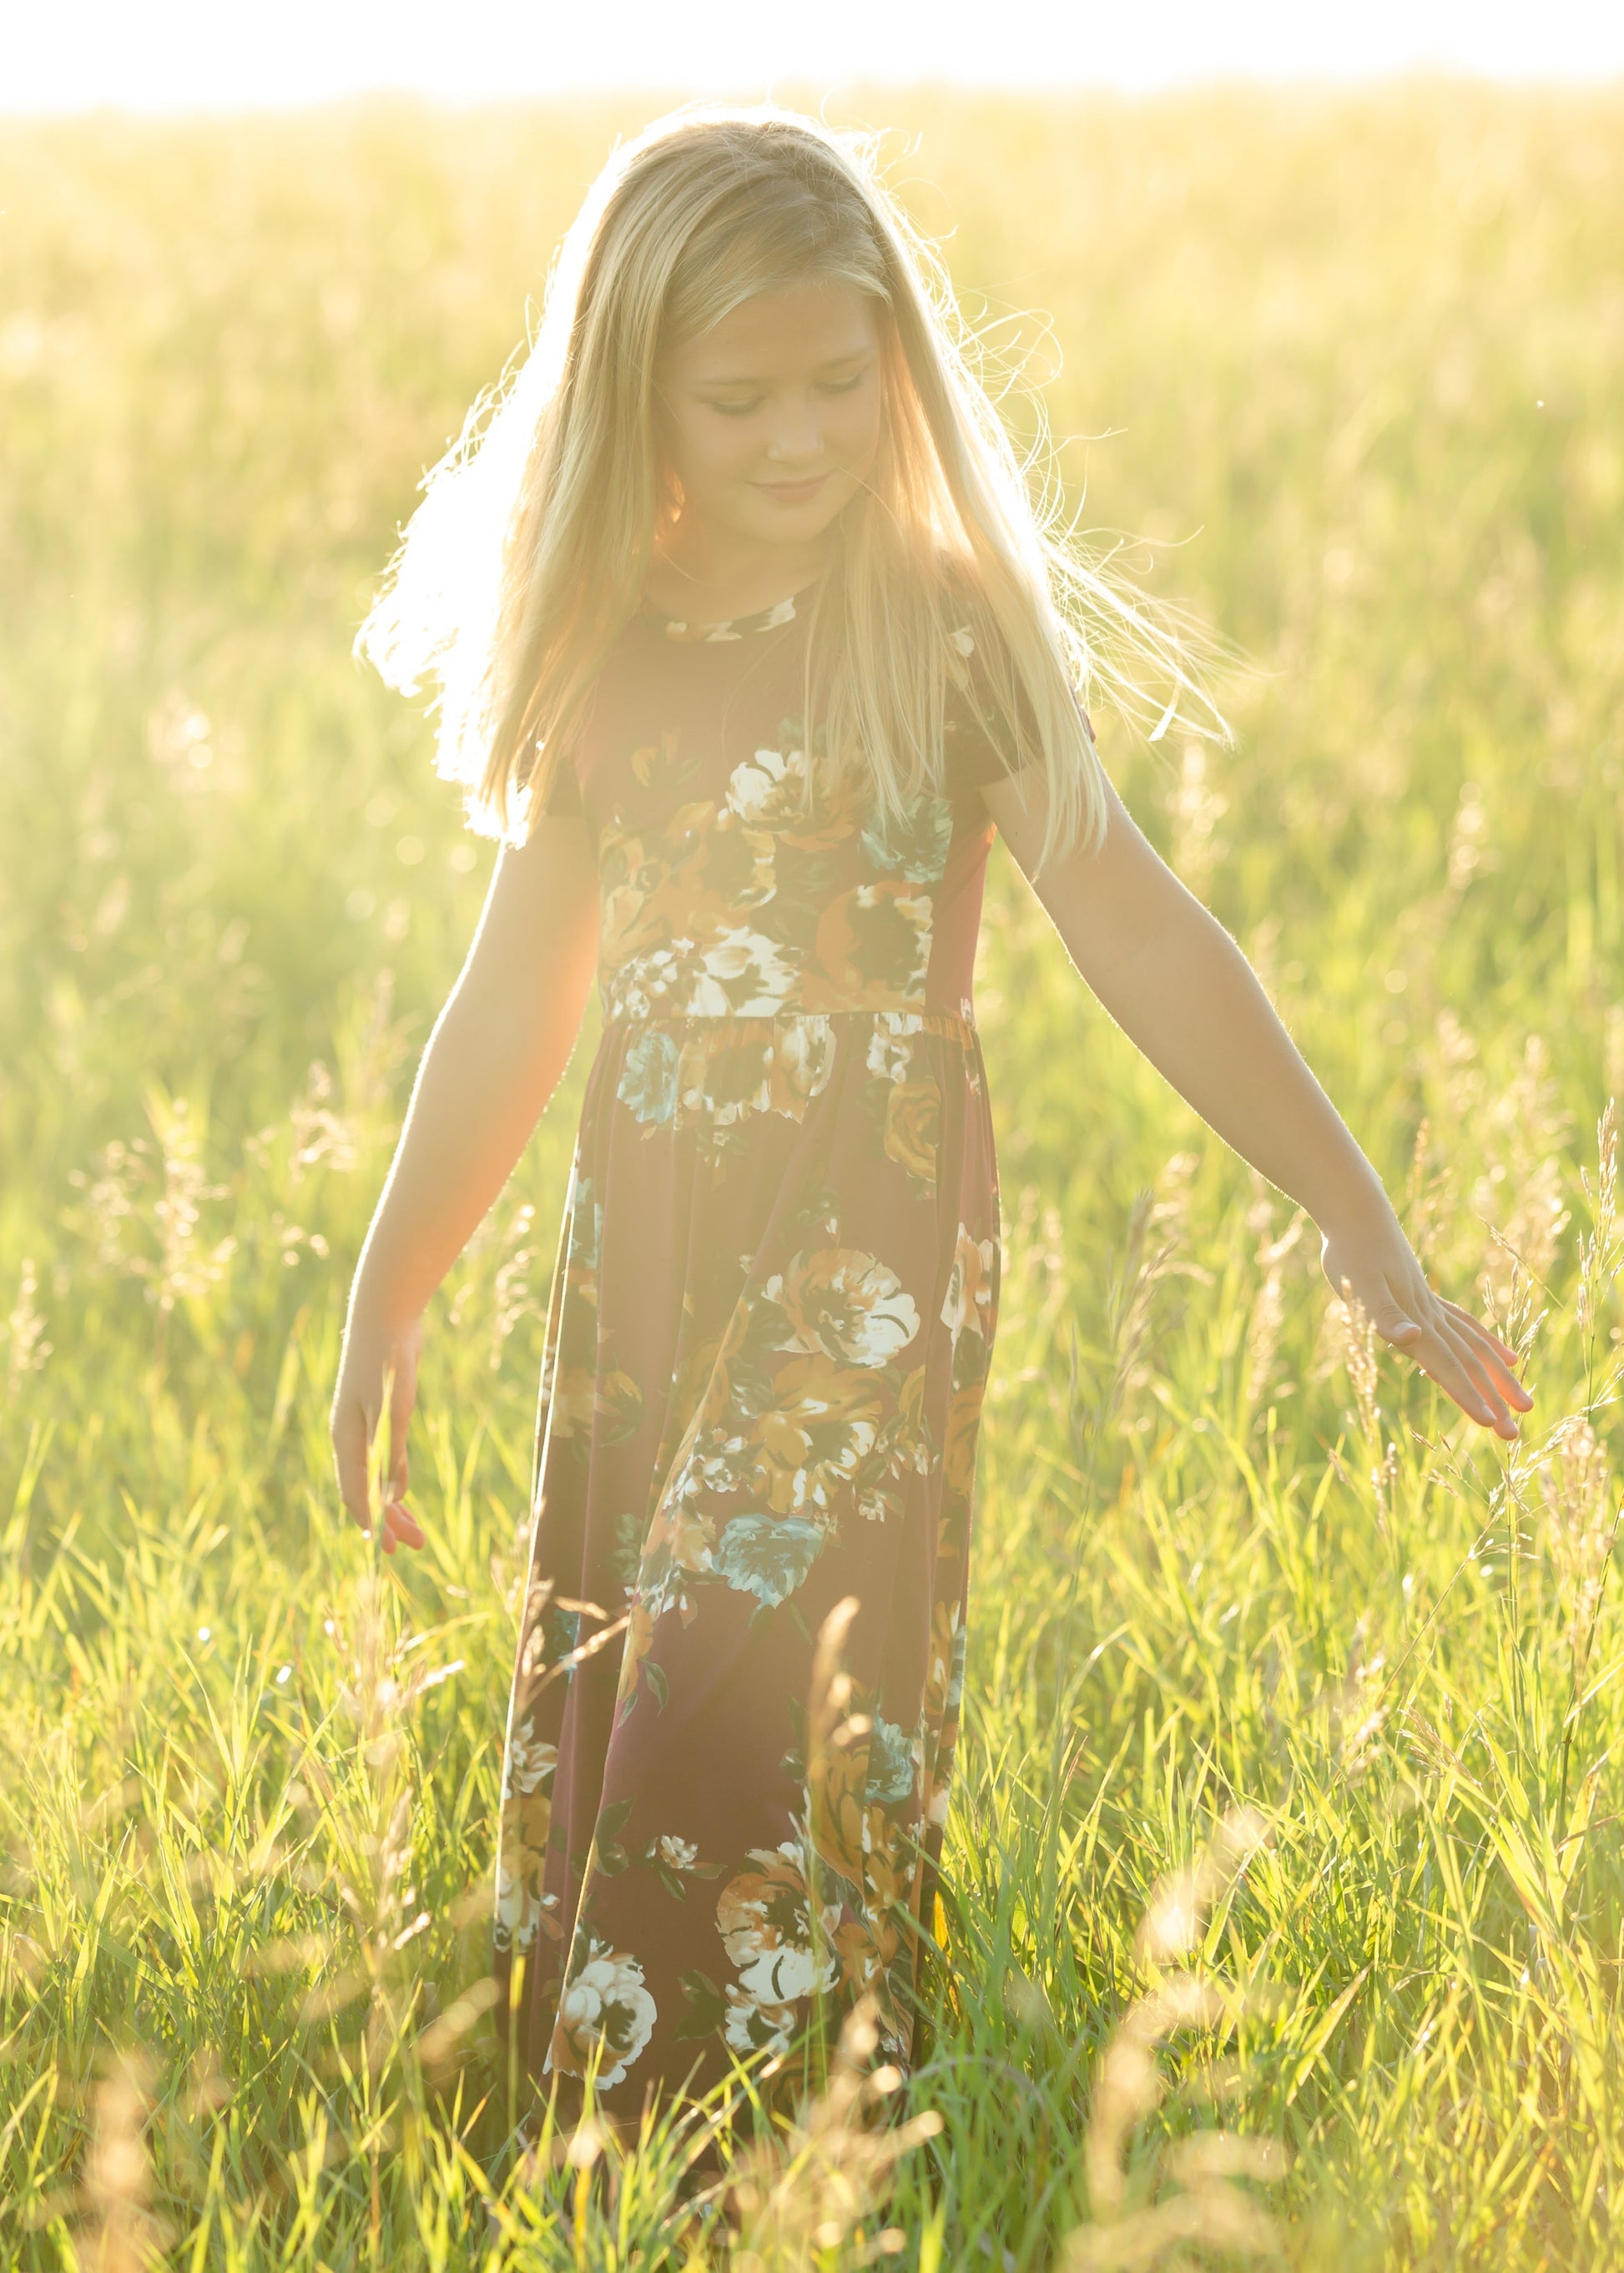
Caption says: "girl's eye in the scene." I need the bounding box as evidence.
[708,375,867,419]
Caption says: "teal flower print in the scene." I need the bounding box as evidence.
[861,794,953,884]
[618,1028,681,1125]
[714,1514,826,1607]
[866,1712,916,1806]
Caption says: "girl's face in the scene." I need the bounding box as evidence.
[653,279,884,563]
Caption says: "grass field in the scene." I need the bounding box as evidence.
[3,81,1624,2269]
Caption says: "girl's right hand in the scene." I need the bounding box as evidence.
[330,1304,427,1555]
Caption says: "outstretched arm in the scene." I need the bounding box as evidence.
[981,757,1532,1440]
[330,814,600,1550]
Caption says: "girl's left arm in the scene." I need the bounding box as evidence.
[981,759,1533,1440]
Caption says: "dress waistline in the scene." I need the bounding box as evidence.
[598,1005,980,1042]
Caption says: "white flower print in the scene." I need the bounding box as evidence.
[493,1849,537,1953]
[547,1937,658,2088]
[504,1720,558,1799]
[775,1015,835,1103]
[725,743,811,829]
[694,928,799,1017]
[724,1986,803,2055]
[941,1223,997,1348]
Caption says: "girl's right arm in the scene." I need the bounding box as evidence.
[329,812,600,1551]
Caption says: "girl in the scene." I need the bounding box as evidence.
[330,104,1531,2148]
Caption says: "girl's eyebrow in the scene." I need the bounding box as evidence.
[692,349,872,387]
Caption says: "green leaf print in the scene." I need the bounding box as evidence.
[674,1968,728,2043]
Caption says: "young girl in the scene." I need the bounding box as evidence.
[330,103,1531,2147]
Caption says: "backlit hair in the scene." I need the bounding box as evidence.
[356,100,1229,875]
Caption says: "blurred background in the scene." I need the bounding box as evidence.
[11,0,1624,105]
[4,8,1624,2267]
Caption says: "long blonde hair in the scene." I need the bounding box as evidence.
[356,100,1228,876]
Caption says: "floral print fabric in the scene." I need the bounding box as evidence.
[492,582,1008,2122]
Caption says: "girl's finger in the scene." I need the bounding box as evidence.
[384,1497,426,1550]
[387,1353,417,1499]
[1430,1300,1533,1405]
[1433,1294,1524,1368]
[333,1401,376,1529]
[1395,1311,1501,1431]
[1431,1317,1520,1434]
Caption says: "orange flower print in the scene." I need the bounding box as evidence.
[548,1365,601,1440]
[765,1247,921,1368]
[613,1597,658,1710]
[809,1721,871,1889]
[747,1354,885,1514]
[941,1373,987,1495]
[715,1840,840,2054]
[629,728,695,789]
[805,884,932,1011]
[598,874,670,973]
[884,1077,941,1186]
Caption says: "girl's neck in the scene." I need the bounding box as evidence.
[645,520,834,626]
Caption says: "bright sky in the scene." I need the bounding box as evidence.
[8,0,1623,111]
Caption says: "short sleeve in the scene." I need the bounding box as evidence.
[941,621,1037,792]
[941,618,1096,795]
[537,749,583,817]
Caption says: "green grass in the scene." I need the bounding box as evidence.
[3,80,1624,2269]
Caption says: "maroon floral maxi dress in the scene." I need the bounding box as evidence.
[492,577,1012,2126]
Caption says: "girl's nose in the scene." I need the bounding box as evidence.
[764,397,825,465]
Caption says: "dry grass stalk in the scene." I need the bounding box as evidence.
[72,2052,169,2273]
[1540,1415,1616,1667]
[722,1991,942,2271]
[1067,1807,1286,2270]
[1575,1098,1621,1368]
[1072,1153,1208,1453]
[1327,1614,1390,1782]
[1242,1187,1305,1413]
[1470,1035,1572,1314]
[1326,1283,1381,1448]
[285,1057,359,1182]
[5,1257,52,1397]
[143,1092,236,1317]
[490,1200,542,1367]
[1319,1283,1410,1540]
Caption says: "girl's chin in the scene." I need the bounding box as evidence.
[739,485,850,536]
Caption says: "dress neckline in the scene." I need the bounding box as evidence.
[638,571,824,644]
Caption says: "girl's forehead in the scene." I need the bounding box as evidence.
[665,280,880,379]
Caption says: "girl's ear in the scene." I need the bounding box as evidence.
[653,461,685,544]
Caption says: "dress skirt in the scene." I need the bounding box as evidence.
[492,1003,1001,2121]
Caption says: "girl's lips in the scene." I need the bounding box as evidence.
[754,474,829,501]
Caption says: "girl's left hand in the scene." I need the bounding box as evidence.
[1319,1217,1534,1440]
